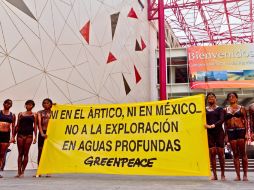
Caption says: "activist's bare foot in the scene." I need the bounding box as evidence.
[210,175,218,180]
[221,175,226,181]
[33,175,41,178]
[15,173,24,178]
[234,176,241,181]
[243,176,248,181]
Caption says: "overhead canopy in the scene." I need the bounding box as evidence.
[148,0,253,47]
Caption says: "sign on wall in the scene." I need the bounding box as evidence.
[37,95,210,176]
[188,43,254,89]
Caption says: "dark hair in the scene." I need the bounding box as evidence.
[4,99,12,104]
[25,100,35,107]
[206,92,216,102]
[206,92,216,99]
[42,98,53,105]
[227,92,238,100]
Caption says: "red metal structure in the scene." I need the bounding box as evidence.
[148,0,253,100]
[148,0,253,46]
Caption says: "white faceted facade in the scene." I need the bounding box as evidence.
[0,0,154,170]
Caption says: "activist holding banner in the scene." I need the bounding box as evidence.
[36,98,53,177]
[36,94,210,176]
[205,92,225,180]
[224,92,248,181]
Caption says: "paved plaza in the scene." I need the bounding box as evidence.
[1,170,254,190]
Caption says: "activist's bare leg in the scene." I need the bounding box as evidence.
[238,139,248,181]
[16,136,24,177]
[0,143,9,178]
[209,147,218,180]
[21,136,33,177]
[217,147,225,180]
[230,141,241,181]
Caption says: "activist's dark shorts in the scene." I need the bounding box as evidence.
[227,128,246,141]
[207,128,224,148]
[0,131,10,143]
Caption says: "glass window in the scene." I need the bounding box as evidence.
[157,56,188,84]
[175,66,188,83]
[168,57,188,84]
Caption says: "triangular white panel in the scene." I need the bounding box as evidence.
[45,45,73,72]
[0,60,16,91]
[9,39,43,70]
[48,74,71,100]
[50,1,70,42]
[5,16,42,69]
[109,72,127,98]
[0,9,23,53]
[65,5,81,35]
[38,2,57,42]
[75,63,96,92]
[9,57,42,84]
[57,21,82,45]
[73,96,99,104]
[99,0,124,11]
[68,83,97,103]
[0,28,5,53]
[48,67,73,81]
[73,1,91,30]
[85,45,105,65]
[34,0,48,19]
[100,43,111,61]
[58,44,83,66]
[46,75,71,104]
[99,76,122,103]
[0,73,43,101]
[85,55,107,92]
[5,0,36,20]
[4,0,38,34]
[67,68,97,95]
[39,26,57,68]
[74,47,89,66]
[0,55,5,66]
[92,7,110,45]
[90,0,103,20]
[32,74,50,103]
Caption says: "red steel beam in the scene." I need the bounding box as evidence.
[223,1,233,44]
[170,0,197,46]
[250,0,253,43]
[158,0,167,100]
[197,0,215,45]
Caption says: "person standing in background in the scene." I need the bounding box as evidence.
[0,99,16,178]
[15,100,37,177]
[248,103,254,141]
[205,92,225,180]
[224,92,248,181]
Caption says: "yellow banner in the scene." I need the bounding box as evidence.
[37,94,210,176]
